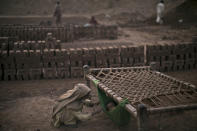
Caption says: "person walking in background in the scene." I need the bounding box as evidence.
[156,0,165,24]
[53,1,62,26]
[89,16,98,26]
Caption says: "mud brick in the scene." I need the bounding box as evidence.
[135,45,144,54]
[55,40,61,49]
[31,41,38,50]
[95,47,107,68]
[157,44,172,56]
[109,26,118,39]
[58,49,70,67]
[107,46,119,55]
[0,69,2,80]
[4,69,16,80]
[172,54,185,61]
[122,45,136,55]
[43,68,57,79]
[16,69,29,80]
[13,42,19,51]
[0,37,8,44]
[184,59,196,70]
[161,55,175,61]
[121,57,134,67]
[1,43,8,51]
[29,68,42,80]
[56,67,70,78]
[42,49,56,67]
[174,43,187,54]
[95,58,108,68]
[184,43,195,53]
[18,41,24,51]
[8,38,16,50]
[70,67,83,78]
[160,61,173,72]
[133,57,144,64]
[22,41,29,50]
[133,56,145,66]
[0,50,15,69]
[82,48,96,67]
[41,40,46,51]
[107,55,121,68]
[192,36,197,42]
[120,45,128,54]
[185,53,195,60]
[148,55,160,62]
[150,62,160,71]
[29,50,42,68]
[173,60,185,71]
[37,40,42,50]
[15,50,29,69]
[69,48,83,67]
[45,32,55,49]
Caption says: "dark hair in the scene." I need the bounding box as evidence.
[160,0,164,3]
[57,1,60,4]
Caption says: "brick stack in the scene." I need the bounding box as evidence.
[106,46,121,67]
[15,50,29,80]
[42,49,57,79]
[82,47,96,68]
[69,48,83,78]
[0,50,16,80]
[95,47,108,68]
[121,45,144,67]
[55,49,70,78]
[29,50,42,79]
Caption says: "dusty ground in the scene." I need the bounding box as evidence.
[0,70,197,131]
[0,1,197,130]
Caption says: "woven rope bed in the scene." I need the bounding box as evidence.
[84,66,197,131]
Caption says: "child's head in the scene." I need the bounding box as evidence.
[106,101,116,111]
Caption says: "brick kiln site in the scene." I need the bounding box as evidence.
[0,0,197,131]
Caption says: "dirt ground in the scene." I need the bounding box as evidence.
[0,69,197,131]
[0,1,197,130]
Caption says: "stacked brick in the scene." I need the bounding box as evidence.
[42,49,57,79]
[105,46,121,67]
[82,48,96,68]
[55,49,70,79]
[0,50,16,80]
[95,47,108,68]
[15,50,29,80]
[120,45,145,67]
[29,50,42,79]
[69,48,83,78]
[11,34,61,53]
[0,25,118,42]
[1,40,197,81]
[147,43,197,72]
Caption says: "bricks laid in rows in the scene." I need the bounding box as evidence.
[0,25,118,42]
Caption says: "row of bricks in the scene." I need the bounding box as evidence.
[147,43,197,55]
[0,47,145,69]
[0,25,118,42]
[152,61,197,72]
[0,67,84,81]
[148,53,197,62]
[1,39,61,51]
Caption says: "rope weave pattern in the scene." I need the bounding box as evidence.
[91,68,197,108]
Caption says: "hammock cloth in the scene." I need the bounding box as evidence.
[93,80,131,126]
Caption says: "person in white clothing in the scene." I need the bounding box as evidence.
[156,0,165,24]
